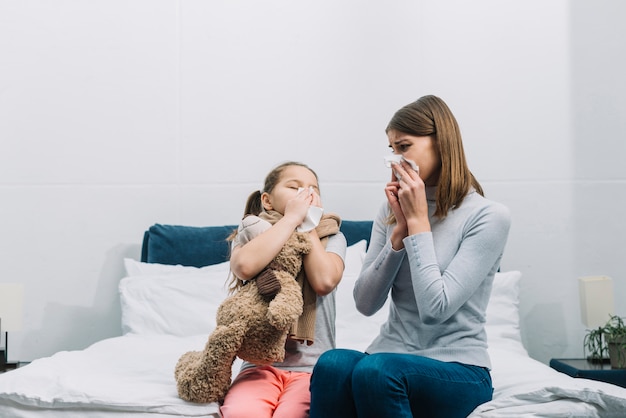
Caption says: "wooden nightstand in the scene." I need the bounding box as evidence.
[550,358,626,388]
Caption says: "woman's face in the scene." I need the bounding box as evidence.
[387,129,441,186]
[262,165,320,214]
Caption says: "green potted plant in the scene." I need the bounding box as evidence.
[606,315,626,369]
[584,314,626,369]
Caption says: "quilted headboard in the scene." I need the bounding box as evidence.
[141,220,373,268]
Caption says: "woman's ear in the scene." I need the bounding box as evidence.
[261,192,273,211]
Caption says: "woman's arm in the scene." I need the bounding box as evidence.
[353,204,405,316]
[407,202,511,324]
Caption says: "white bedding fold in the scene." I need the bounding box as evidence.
[469,346,626,417]
[0,334,224,416]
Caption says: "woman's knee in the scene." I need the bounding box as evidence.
[311,350,366,418]
[314,349,364,375]
[352,353,393,381]
[311,349,366,392]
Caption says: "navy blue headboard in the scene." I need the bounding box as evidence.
[141,220,373,268]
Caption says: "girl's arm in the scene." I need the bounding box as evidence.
[302,229,345,296]
[231,187,312,279]
[230,215,301,280]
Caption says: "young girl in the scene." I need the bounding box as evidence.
[309,95,511,418]
[220,161,347,418]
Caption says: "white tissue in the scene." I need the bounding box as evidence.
[296,187,323,232]
[297,206,324,232]
[383,154,403,167]
[383,155,419,172]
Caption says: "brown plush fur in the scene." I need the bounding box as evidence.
[174,231,312,404]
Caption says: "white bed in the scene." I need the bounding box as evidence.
[1,224,625,418]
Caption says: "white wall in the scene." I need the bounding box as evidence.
[0,0,624,364]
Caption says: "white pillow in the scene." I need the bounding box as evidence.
[119,242,367,337]
[119,262,231,336]
[485,270,526,353]
[335,240,388,352]
[123,258,227,277]
[335,273,389,352]
[343,240,366,277]
[121,244,523,355]
[335,267,525,354]
[123,239,366,277]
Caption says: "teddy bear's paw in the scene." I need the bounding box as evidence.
[267,304,302,330]
[174,352,232,403]
[267,312,289,330]
[176,377,229,404]
[174,351,202,378]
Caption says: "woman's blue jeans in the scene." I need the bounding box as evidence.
[309,349,493,418]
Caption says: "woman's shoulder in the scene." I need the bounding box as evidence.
[466,191,511,226]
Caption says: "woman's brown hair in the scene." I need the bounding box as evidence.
[386,95,483,220]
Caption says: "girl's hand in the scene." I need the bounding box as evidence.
[283,187,313,225]
[310,188,322,208]
[391,161,430,235]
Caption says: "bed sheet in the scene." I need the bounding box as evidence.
[0,334,230,418]
[3,334,626,418]
[469,346,626,417]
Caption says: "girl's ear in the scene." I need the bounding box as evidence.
[261,192,273,211]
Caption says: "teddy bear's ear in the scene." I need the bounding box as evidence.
[255,267,281,300]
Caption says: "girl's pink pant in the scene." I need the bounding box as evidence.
[220,365,311,418]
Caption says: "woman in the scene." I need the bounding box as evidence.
[309,95,511,418]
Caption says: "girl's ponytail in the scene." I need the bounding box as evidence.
[243,190,263,216]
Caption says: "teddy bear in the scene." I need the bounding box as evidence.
[173,230,312,404]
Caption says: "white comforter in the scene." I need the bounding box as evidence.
[1,333,625,418]
[472,345,626,417]
[0,334,225,417]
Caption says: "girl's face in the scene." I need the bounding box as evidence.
[387,129,441,186]
[261,165,320,214]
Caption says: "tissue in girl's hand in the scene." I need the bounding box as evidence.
[295,187,323,232]
[297,206,323,232]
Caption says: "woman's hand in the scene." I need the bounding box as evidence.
[385,165,408,249]
[385,161,430,249]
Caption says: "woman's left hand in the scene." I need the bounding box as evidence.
[385,165,408,249]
